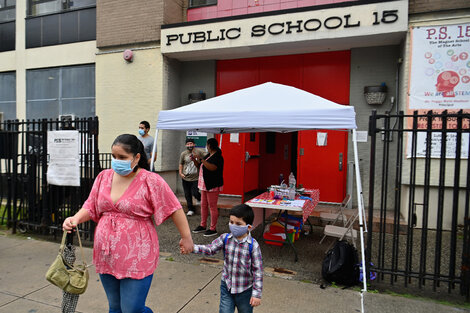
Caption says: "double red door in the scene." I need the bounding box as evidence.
[217,51,350,202]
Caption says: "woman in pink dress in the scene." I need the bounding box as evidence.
[63,134,193,313]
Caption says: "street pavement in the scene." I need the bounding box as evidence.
[0,233,468,313]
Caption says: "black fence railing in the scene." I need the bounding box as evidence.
[0,117,102,240]
[367,110,470,301]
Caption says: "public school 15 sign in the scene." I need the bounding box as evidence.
[161,0,408,54]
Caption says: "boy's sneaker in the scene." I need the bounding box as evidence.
[186,210,195,216]
[203,229,217,237]
[192,226,206,233]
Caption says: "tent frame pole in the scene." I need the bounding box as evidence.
[150,129,159,172]
[352,129,367,313]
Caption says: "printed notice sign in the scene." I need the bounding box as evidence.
[409,23,470,109]
[47,131,80,186]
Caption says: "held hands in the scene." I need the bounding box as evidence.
[179,236,194,254]
[250,297,261,307]
[63,216,78,233]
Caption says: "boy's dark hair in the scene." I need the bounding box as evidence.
[140,121,150,129]
[229,204,254,225]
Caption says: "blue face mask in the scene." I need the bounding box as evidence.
[229,223,250,238]
[138,129,145,136]
[111,158,135,176]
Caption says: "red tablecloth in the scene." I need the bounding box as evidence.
[247,189,320,222]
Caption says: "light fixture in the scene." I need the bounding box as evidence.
[364,83,387,105]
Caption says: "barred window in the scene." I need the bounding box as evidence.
[0,72,16,121]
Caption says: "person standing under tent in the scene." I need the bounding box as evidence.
[192,137,224,237]
[63,134,193,313]
[138,121,156,165]
[179,138,205,216]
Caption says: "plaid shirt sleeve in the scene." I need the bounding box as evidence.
[251,239,263,299]
[193,234,225,255]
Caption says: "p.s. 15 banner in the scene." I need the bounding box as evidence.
[407,24,470,158]
[409,23,470,109]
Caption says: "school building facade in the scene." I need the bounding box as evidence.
[1,0,469,227]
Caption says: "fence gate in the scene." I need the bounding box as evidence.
[367,110,470,301]
[0,118,100,240]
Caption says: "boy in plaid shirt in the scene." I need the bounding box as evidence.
[193,204,263,313]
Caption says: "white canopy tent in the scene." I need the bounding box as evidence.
[151,82,368,311]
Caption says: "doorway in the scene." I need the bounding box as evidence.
[217,50,350,202]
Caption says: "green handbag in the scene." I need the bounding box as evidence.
[45,228,89,294]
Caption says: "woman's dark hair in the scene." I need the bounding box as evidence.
[112,134,150,171]
[229,204,254,225]
[206,137,221,153]
[140,121,150,129]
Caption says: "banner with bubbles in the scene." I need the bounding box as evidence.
[409,23,470,109]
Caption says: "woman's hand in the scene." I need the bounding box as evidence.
[63,216,79,233]
[179,236,194,254]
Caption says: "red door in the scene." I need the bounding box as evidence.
[243,133,260,195]
[297,130,348,202]
[298,51,351,203]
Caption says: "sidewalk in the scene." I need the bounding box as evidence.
[0,234,467,313]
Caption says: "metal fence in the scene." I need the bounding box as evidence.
[0,118,101,240]
[367,110,470,300]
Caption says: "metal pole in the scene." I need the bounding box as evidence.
[150,129,159,172]
[352,129,367,313]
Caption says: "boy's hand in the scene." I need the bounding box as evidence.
[250,297,261,307]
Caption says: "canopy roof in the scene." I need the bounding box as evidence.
[156,82,356,133]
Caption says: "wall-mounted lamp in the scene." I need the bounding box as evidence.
[364,83,387,105]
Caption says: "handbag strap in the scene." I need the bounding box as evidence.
[59,228,87,267]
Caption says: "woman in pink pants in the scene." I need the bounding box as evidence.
[191,138,224,237]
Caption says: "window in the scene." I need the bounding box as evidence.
[28,0,95,17]
[0,72,16,121]
[0,0,15,52]
[25,5,96,48]
[189,0,217,8]
[0,0,15,22]
[26,65,95,120]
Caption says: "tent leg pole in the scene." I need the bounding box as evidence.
[352,129,367,313]
[150,129,159,172]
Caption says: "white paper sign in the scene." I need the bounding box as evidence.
[316,132,327,146]
[230,133,239,143]
[407,132,469,159]
[47,131,80,186]
[356,131,368,143]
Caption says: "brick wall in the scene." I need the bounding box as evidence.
[97,0,184,48]
[409,0,470,14]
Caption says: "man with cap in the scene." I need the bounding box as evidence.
[179,138,205,216]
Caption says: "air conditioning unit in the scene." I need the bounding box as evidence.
[59,114,75,129]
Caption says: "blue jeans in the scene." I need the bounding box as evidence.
[99,273,154,313]
[219,280,253,313]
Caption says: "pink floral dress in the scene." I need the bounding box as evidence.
[83,169,181,279]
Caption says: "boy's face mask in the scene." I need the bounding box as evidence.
[138,129,145,136]
[229,223,250,237]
